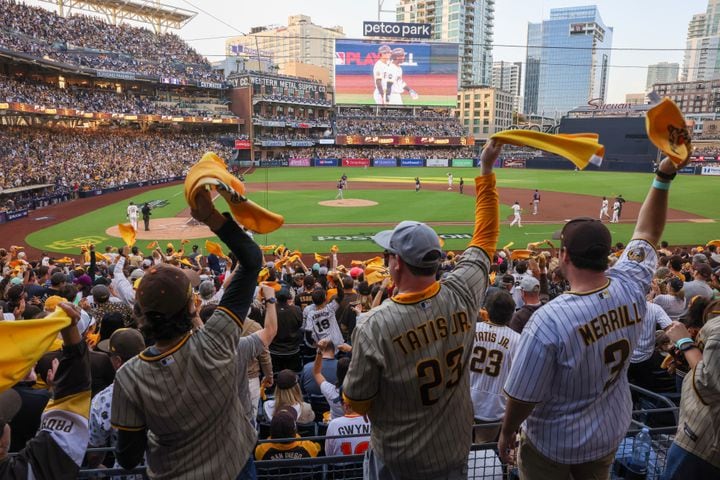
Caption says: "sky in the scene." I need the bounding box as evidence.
[27,0,709,103]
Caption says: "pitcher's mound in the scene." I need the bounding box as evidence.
[319,199,378,207]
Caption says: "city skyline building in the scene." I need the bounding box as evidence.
[492,60,523,113]
[682,1,720,82]
[646,62,679,89]
[396,0,495,86]
[523,5,613,117]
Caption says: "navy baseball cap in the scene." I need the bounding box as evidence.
[373,221,443,269]
[555,217,611,258]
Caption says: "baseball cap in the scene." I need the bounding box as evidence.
[136,264,192,317]
[318,266,328,276]
[50,272,67,286]
[198,280,216,300]
[182,268,202,288]
[378,44,392,54]
[129,269,144,281]
[373,220,443,269]
[90,284,110,303]
[276,369,299,390]
[270,408,298,438]
[692,253,708,265]
[142,259,153,268]
[0,389,22,431]
[9,277,23,286]
[519,276,540,292]
[555,217,611,258]
[695,263,712,281]
[97,328,145,362]
[73,274,92,288]
[349,267,363,278]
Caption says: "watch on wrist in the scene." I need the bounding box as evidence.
[654,168,677,181]
[263,297,277,304]
[678,341,697,352]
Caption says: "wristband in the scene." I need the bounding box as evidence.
[652,179,671,191]
[654,168,677,181]
[675,337,694,350]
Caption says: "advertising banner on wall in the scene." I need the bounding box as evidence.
[400,159,424,167]
[315,158,339,167]
[235,139,251,150]
[363,21,432,39]
[701,165,720,176]
[426,158,449,167]
[342,158,371,167]
[336,135,472,146]
[451,158,474,167]
[334,39,458,107]
[373,158,397,167]
[289,158,311,167]
[259,159,289,167]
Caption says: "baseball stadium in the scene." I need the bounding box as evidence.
[1,0,719,479]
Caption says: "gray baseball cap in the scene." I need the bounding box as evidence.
[372,221,443,269]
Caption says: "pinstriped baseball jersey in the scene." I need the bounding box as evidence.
[504,239,657,464]
[674,316,720,468]
[111,309,259,479]
[470,322,520,421]
[630,302,672,363]
[303,301,344,348]
[343,246,491,478]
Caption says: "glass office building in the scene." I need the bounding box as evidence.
[523,6,613,116]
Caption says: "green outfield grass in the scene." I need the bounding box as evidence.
[26,167,718,254]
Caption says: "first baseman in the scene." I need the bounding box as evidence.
[343,140,502,479]
[499,154,689,479]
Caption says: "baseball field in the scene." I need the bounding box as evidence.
[8,166,716,258]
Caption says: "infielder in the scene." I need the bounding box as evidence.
[499,154,688,479]
[126,201,139,230]
[509,201,522,227]
[335,179,344,200]
[373,45,392,105]
[343,140,502,479]
[532,190,540,215]
[415,177,421,192]
[611,199,620,223]
[599,196,610,221]
[447,172,453,190]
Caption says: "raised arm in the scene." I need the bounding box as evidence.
[468,139,501,258]
[255,284,278,347]
[632,156,689,245]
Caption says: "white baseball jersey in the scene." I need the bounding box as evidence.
[325,414,371,457]
[303,301,344,348]
[602,199,609,210]
[613,201,620,212]
[373,61,389,93]
[448,174,453,186]
[127,204,138,218]
[512,204,521,216]
[387,63,406,100]
[344,246,491,477]
[470,321,520,421]
[630,302,672,363]
[511,271,533,308]
[504,239,657,464]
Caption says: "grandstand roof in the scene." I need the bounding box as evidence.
[37,0,197,33]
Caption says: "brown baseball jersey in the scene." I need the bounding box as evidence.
[111,307,261,479]
[674,315,720,468]
[343,174,498,479]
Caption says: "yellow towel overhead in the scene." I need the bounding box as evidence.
[117,224,137,247]
[491,130,605,170]
[0,308,72,392]
[646,98,692,166]
[184,152,284,234]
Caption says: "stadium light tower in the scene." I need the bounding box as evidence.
[377,0,395,21]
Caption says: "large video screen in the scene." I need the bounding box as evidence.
[334,39,458,107]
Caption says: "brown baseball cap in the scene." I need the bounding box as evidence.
[556,217,611,258]
[97,328,145,361]
[136,264,192,317]
[276,369,299,389]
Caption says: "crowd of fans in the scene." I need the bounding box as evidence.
[290,146,476,159]
[0,0,222,83]
[0,127,232,194]
[335,107,465,137]
[255,94,332,107]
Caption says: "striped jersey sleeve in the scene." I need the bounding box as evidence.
[503,328,557,403]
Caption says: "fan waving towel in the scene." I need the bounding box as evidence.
[646,98,692,166]
[491,130,605,170]
[184,152,284,234]
[0,308,72,392]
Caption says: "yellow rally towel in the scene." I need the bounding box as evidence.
[707,240,720,248]
[260,244,276,252]
[364,256,384,267]
[510,249,533,260]
[502,242,515,250]
[646,98,692,166]
[491,130,605,170]
[184,152,284,234]
[330,245,339,254]
[350,260,365,267]
[146,241,158,250]
[314,253,328,263]
[257,268,270,284]
[117,224,136,247]
[205,240,225,259]
[0,308,71,392]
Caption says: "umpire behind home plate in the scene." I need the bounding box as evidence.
[342,140,502,479]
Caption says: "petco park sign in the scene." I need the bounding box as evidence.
[313,233,471,241]
[363,21,432,39]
